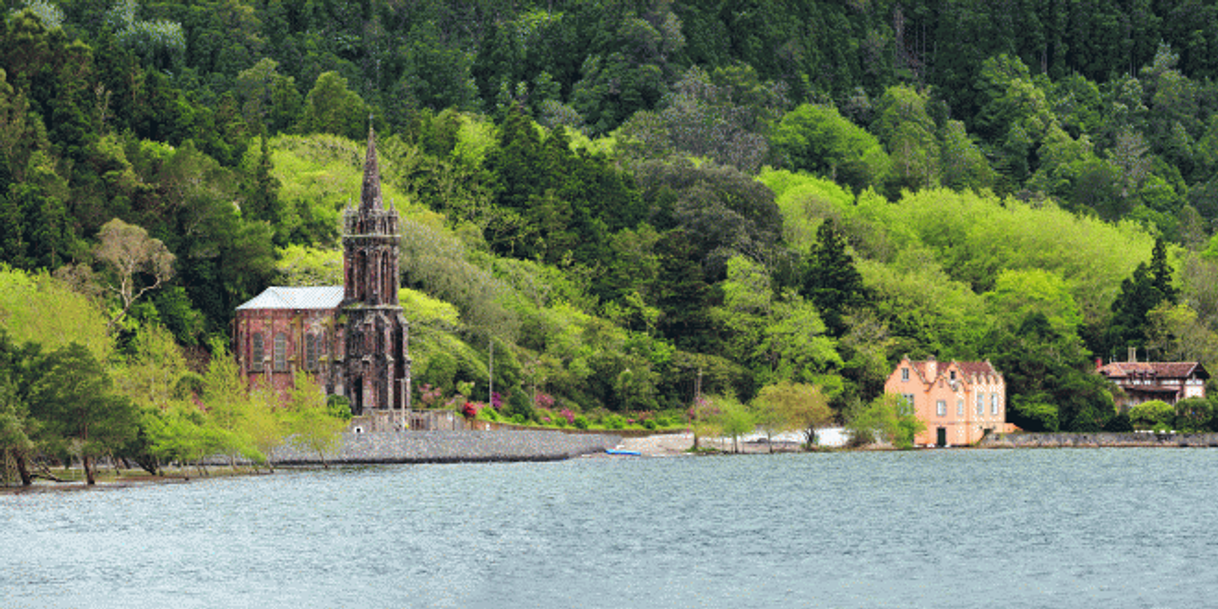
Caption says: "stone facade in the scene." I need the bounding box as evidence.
[884,356,1014,446]
[233,127,410,423]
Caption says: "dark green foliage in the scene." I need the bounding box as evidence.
[802,219,866,336]
[987,312,1113,432]
[1104,239,1175,357]
[28,342,138,484]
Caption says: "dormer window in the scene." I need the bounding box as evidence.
[949,370,957,381]
[901,368,910,381]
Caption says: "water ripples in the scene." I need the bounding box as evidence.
[5,449,1218,607]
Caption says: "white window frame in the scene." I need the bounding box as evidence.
[936,400,946,417]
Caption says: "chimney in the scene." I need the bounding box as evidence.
[1127,346,1137,363]
[926,355,937,380]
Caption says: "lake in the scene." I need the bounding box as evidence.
[4,449,1217,608]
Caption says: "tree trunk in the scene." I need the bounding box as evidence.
[83,455,96,485]
[16,452,32,486]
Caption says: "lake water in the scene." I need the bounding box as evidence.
[4,449,1217,608]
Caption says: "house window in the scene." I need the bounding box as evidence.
[936,400,946,417]
[305,333,319,371]
[901,367,910,381]
[976,393,984,417]
[956,400,964,417]
[950,370,957,381]
[273,332,287,371]
[251,333,264,371]
[992,394,1000,415]
[901,394,915,410]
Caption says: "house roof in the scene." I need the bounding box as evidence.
[236,286,344,311]
[1097,361,1209,380]
[905,358,1000,380]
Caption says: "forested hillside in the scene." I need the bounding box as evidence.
[5,0,1218,440]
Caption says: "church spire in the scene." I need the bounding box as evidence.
[360,119,383,213]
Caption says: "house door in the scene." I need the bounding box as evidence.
[936,427,947,447]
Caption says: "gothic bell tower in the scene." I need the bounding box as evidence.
[334,125,410,418]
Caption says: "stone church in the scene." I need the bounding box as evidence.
[233,127,410,427]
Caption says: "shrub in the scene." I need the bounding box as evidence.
[1129,400,1174,430]
[507,391,534,421]
[573,415,589,429]
[1175,398,1212,432]
[326,394,353,420]
[642,419,656,430]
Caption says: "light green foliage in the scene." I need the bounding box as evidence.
[867,189,1153,323]
[712,394,754,453]
[751,381,832,448]
[760,169,854,250]
[271,134,432,246]
[846,393,924,449]
[202,341,259,464]
[985,269,1083,335]
[285,373,346,466]
[114,323,188,412]
[275,245,343,287]
[713,256,842,387]
[401,288,461,330]
[147,400,215,469]
[770,104,891,193]
[858,256,989,357]
[0,266,112,363]
[1129,400,1174,430]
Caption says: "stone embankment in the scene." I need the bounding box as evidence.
[980,432,1218,448]
[268,429,623,465]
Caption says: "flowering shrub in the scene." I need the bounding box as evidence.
[491,392,504,411]
[419,383,444,408]
[559,408,575,425]
[535,392,555,410]
[461,402,478,419]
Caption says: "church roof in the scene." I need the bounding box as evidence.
[236,286,344,310]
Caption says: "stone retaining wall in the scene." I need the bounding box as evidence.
[266,429,623,465]
[980,432,1218,448]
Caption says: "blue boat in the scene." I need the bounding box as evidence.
[605,448,642,456]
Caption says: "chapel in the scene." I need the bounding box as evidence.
[232,126,410,425]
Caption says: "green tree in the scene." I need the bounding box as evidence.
[846,393,923,449]
[802,218,867,336]
[285,372,346,467]
[751,381,832,450]
[1129,400,1174,430]
[29,342,138,484]
[297,72,370,140]
[769,103,891,193]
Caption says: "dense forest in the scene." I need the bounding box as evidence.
[6,0,1218,466]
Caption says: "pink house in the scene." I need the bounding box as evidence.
[884,356,1012,447]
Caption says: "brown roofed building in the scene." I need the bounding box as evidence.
[884,356,1013,447]
[1097,351,1207,409]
